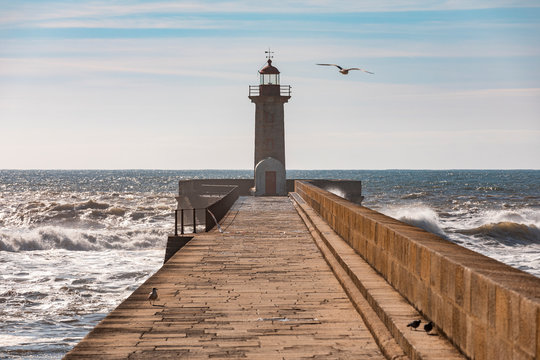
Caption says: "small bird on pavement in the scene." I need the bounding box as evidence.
[424,321,434,334]
[316,63,374,75]
[148,288,158,306]
[407,319,421,330]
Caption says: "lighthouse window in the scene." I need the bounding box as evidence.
[260,73,279,85]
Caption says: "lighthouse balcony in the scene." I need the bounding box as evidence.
[249,85,291,97]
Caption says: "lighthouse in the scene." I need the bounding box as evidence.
[248,53,291,196]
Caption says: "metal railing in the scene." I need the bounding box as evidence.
[280,85,291,96]
[173,186,239,235]
[249,85,291,97]
[173,208,206,235]
[249,85,259,96]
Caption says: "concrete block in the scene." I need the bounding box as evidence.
[430,252,442,292]
[513,347,535,360]
[487,279,497,329]
[495,287,511,339]
[470,273,489,322]
[516,297,537,357]
[408,241,418,275]
[486,331,512,360]
[378,225,389,250]
[350,229,358,252]
[454,265,464,307]
[471,318,487,360]
[365,240,374,265]
[367,218,377,242]
[452,306,466,351]
[357,235,367,258]
[441,258,456,304]
[429,291,443,329]
[452,307,473,354]
[537,305,540,360]
[463,267,472,313]
[392,233,402,262]
[398,235,410,265]
[420,246,430,284]
[510,290,520,344]
[414,277,427,312]
[355,213,364,236]
[372,245,381,272]
[388,258,398,288]
[378,247,389,278]
[464,313,473,356]
[399,266,410,300]
[387,229,396,258]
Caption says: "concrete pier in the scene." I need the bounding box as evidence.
[65,188,539,359]
[66,197,385,359]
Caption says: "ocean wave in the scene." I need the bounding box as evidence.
[380,205,447,237]
[475,186,505,192]
[401,191,431,200]
[0,227,167,252]
[456,222,540,244]
[492,209,539,226]
[75,200,110,210]
[0,191,176,230]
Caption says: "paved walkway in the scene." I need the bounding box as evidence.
[65,197,385,359]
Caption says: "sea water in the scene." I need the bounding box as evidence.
[0,170,538,359]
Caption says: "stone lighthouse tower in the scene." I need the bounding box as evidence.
[249,54,291,196]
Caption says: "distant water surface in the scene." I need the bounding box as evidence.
[0,169,538,359]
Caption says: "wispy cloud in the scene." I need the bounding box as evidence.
[2,0,540,28]
[1,1,538,169]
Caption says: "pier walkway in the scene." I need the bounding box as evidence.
[66,197,387,359]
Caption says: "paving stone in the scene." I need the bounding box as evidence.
[65,197,384,359]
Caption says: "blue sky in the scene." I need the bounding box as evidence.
[1,0,539,169]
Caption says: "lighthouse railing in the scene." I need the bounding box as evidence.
[249,85,291,97]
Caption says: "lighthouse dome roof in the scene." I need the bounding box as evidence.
[259,59,280,74]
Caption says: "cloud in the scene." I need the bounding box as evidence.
[1,2,538,169]
[2,0,539,28]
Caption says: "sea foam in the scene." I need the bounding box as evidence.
[381,205,447,237]
[0,226,167,252]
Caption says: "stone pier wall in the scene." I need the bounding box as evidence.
[295,180,540,360]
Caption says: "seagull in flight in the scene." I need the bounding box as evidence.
[317,63,374,75]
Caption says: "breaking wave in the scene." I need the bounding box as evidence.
[0,227,167,252]
[456,222,540,244]
[380,205,540,246]
[381,205,447,237]
[401,191,431,200]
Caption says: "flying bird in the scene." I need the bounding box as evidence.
[316,63,374,75]
[424,321,434,334]
[148,288,158,306]
[407,319,421,330]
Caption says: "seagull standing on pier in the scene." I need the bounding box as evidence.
[407,319,421,330]
[424,321,434,334]
[148,288,158,306]
[316,63,374,75]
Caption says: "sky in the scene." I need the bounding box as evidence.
[1,0,539,170]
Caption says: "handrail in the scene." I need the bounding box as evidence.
[249,85,291,97]
[249,85,259,96]
[174,186,239,235]
[174,208,202,235]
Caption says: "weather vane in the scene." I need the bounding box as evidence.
[265,48,274,60]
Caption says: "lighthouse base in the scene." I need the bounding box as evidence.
[254,157,286,196]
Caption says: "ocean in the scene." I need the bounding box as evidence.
[0,169,538,359]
